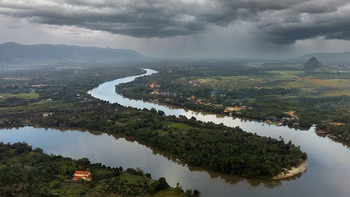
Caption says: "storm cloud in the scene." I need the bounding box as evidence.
[0,0,349,44]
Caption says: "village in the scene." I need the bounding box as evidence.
[177,77,346,140]
[147,81,302,129]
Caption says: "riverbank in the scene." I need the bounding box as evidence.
[271,161,307,179]
[145,98,350,149]
[142,98,309,130]
[0,142,191,196]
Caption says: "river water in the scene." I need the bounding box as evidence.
[1,68,350,197]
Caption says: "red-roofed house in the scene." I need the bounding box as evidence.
[72,171,92,181]
[150,82,160,89]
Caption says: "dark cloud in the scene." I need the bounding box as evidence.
[259,1,350,44]
[0,0,349,43]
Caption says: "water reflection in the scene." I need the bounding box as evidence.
[316,133,350,150]
[45,126,285,189]
[2,69,349,196]
[0,126,284,197]
[86,68,350,197]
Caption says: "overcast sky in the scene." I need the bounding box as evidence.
[1,0,350,58]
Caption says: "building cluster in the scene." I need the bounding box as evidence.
[149,82,171,96]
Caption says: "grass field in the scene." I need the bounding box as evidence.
[14,93,40,99]
[0,93,40,100]
[185,69,350,98]
[0,100,71,112]
[165,122,193,131]
[323,91,350,97]
[267,70,304,76]
[3,77,31,80]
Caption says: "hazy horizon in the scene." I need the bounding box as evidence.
[1,0,350,59]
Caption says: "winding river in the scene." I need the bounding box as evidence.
[1,68,350,197]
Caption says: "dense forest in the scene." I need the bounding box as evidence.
[0,142,197,196]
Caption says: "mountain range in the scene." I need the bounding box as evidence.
[1,42,350,68]
[0,42,146,67]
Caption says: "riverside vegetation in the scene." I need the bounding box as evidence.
[116,61,350,143]
[0,142,193,196]
[0,63,306,182]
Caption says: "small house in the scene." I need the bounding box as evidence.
[72,171,92,181]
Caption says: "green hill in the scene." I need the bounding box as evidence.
[302,57,323,71]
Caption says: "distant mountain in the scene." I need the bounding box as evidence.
[300,51,350,64]
[302,57,323,71]
[0,42,146,67]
